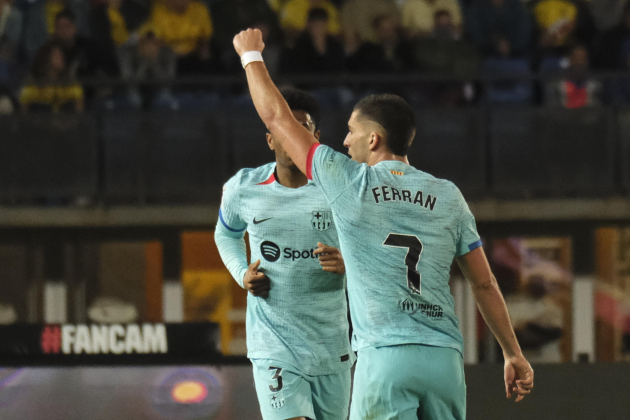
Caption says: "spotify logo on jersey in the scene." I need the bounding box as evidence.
[261,241,281,262]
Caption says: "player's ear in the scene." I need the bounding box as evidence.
[314,130,321,141]
[266,132,274,151]
[368,132,380,151]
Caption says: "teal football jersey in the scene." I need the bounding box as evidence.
[306,145,481,355]
[219,163,355,376]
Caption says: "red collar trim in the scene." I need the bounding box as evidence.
[257,173,276,185]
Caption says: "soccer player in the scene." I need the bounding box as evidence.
[233,29,534,420]
[214,88,355,420]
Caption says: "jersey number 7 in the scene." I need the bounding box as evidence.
[383,233,423,295]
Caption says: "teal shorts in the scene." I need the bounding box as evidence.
[350,344,466,420]
[252,358,352,420]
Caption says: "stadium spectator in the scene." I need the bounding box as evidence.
[20,41,84,112]
[466,0,532,57]
[22,0,89,60]
[53,8,117,78]
[90,0,129,50]
[280,7,344,75]
[347,14,414,73]
[589,0,628,32]
[532,0,596,55]
[341,0,400,44]
[401,0,463,38]
[118,30,177,108]
[593,3,630,69]
[148,0,215,75]
[211,0,281,51]
[545,44,602,108]
[279,0,341,44]
[0,0,23,63]
[431,9,460,40]
[88,0,129,75]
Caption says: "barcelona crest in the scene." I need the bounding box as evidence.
[270,392,285,409]
[311,211,332,231]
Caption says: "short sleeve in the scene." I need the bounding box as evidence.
[455,190,481,257]
[219,175,247,233]
[307,144,365,204]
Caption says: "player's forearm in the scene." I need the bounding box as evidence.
[244,62,291,132]
[470,276,523,359]
[214,222,249,288]
[243,62,316,174]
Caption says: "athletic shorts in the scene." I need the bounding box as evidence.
[349,344,466,420]
[252,358,352,420]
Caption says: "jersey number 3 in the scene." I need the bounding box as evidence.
[383,233,423,295]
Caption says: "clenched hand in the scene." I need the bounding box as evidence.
[243,260,270,298]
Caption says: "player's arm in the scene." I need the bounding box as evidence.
[233,29,317,175]
[456,247,534,402]
[214,222,270,298]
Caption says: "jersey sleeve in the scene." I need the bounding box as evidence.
[219,174,247,233]
[307,143,365,203]
[455,189,482,257]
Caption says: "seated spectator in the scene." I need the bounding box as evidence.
[89,0,129,74]
[347,14,414,73]
[401,0,462,38]
[466,0,531,57]
[280,7,344,74]
[431,9,460,40]
[0,0,23,63]
[148,0,215,75]
[545,44,601,108]
[54,8,117,78]
[341,0,400,44]
[118,30,177,108]
[590,0,628,32]
[532,0,596,54]
[594,3,630,69]
[20,41,84,112]
[22,0,89,60]
[280,0,341,44]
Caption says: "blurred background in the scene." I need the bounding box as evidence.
[0,0,630,418]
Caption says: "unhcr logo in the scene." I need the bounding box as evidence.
[398,299,444,319]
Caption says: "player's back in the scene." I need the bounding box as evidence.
[309,145,481,355]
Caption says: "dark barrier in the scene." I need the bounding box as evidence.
[0,115,97,200]
[409,108,487,198]
[491,108,616,197]
[102,113,228,202]
[466,363,630,420]
[227,102,274,172]
[0,107,626,202]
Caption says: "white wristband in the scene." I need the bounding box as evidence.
[241,51,264,69]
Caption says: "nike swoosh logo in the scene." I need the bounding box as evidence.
[253,217,273,225]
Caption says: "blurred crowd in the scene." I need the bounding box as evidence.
[0,0,630,111]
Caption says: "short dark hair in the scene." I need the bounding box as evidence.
[281,87,321,129]
[55,8,76,24]
[353,94,416,156]
[308,7,329,23]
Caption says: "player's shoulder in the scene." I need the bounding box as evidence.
[407,167,465,199]
[224,163,276,191]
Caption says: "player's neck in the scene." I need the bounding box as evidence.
[275,163,308,188]
[368,151,409,167]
